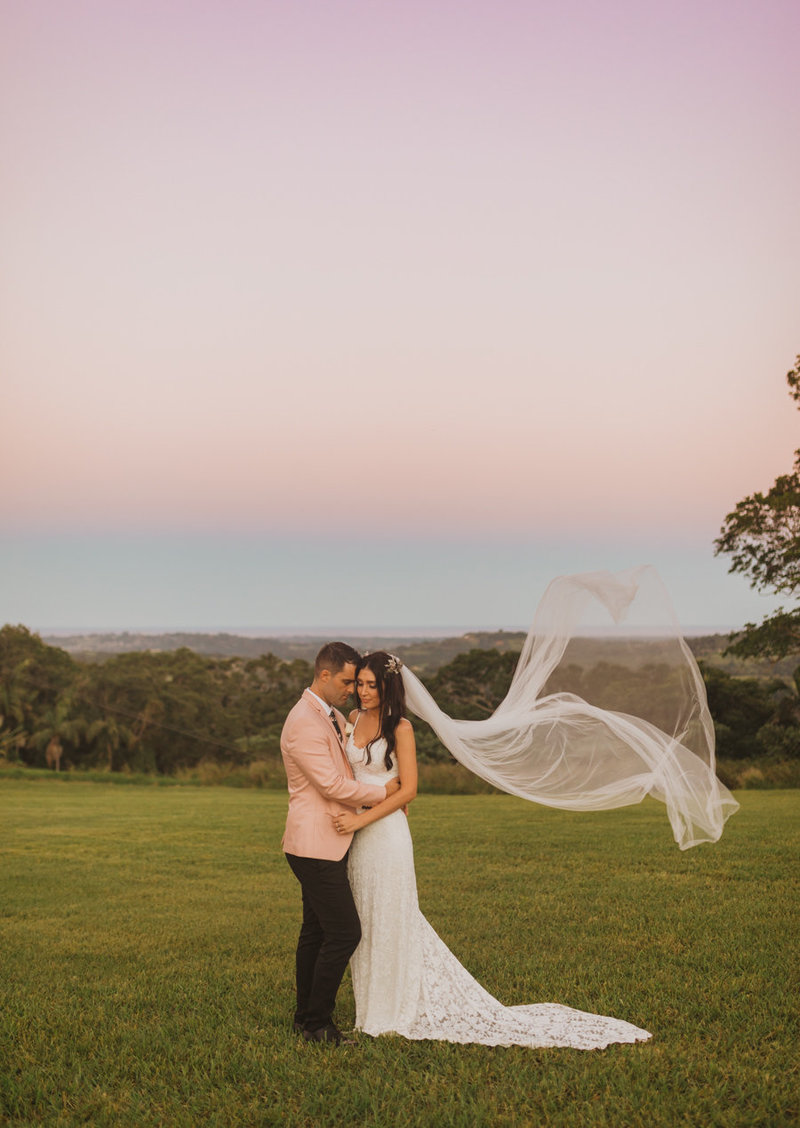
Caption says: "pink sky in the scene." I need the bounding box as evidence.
[1,0,798,627]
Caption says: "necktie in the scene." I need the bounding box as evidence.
[329,710,343,740]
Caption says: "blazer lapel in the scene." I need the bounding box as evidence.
[303,690,354,776]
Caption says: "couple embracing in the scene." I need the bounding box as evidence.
[278,600,733,1049]
[280,641,416,1046]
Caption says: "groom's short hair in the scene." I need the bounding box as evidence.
[314,641,361,677]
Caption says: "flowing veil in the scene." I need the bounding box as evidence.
[401,566,738,850]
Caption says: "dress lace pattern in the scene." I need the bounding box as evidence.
[346,734,651,1049]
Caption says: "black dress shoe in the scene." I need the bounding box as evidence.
[293,1021,304,1035]
[302,1022,355,1046]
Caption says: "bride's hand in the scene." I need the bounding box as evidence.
[332,811,361,835]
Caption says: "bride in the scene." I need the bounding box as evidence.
[332,567,738,1048]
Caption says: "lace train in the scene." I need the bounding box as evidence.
[346,737,651,1049]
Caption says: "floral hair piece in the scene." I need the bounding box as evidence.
[385,654,403,675]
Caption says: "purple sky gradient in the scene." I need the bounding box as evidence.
[1,0,798,628]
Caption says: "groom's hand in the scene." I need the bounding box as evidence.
[384,778,402,799]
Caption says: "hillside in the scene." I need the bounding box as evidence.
[42,628,793,680]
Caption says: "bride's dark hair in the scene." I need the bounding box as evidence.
[355,651,406,770]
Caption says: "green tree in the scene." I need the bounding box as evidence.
[0,677,28,762]
[699,664,786,759]
[0,626,78,765]
[714,356,800,660]
[29,694,85,771]
[428,649,519,720]
[86,715,135,772]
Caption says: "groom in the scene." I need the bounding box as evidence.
[281,641,401,1045]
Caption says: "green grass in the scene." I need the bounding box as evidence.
[1,782,797,1128]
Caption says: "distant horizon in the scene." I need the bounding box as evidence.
[36,623,740,639]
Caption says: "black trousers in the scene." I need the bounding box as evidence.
[285,851,362,1032]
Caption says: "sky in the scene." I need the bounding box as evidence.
[1,0,798,633]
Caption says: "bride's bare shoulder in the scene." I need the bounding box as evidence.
[397,717,414,732]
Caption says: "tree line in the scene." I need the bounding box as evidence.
[1,623,797,782]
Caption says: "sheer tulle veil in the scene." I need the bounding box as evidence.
[400,566,738,850]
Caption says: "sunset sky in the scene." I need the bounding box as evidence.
[2,0,798,632]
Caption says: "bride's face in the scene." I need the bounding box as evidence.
[356,668,381,712]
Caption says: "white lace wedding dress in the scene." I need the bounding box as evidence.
[346,730,651,1049]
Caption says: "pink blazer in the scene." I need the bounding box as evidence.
[280,689,387,861]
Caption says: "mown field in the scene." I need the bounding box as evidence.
[1,782,797,1128]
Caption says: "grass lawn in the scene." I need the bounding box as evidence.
[1,781,797,1127]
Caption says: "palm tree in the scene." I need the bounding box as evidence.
[30,696,85,771]
[86,716,135,772]
[0,678,28,762]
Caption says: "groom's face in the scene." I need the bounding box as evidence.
[321,662,357,708]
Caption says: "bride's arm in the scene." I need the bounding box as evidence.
[333,720,418,834]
